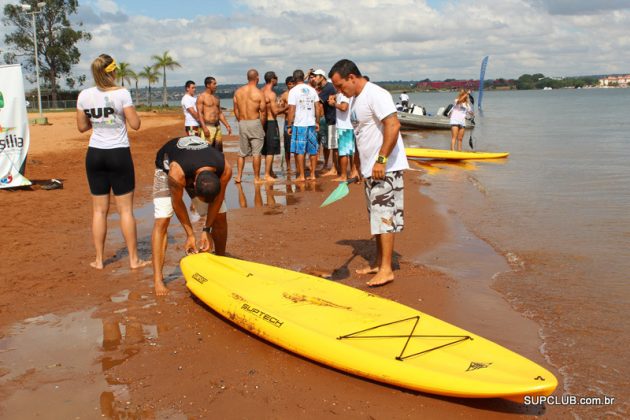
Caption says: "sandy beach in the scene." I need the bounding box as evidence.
[0,111,569,418]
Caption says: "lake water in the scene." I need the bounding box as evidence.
[400,88,629,417]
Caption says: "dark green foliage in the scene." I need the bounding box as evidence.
[3,0,91,105]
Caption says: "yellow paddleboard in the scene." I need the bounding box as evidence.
[406,147,509,160]
[181,254,556,400]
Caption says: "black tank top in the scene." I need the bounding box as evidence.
[155,136,225,181]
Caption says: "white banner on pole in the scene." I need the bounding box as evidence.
[0,64,31,188]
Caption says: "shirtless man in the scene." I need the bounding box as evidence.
[279,76,295,172]
[233,69,267,184]
[197,76,232,151]
[262,71,287,182]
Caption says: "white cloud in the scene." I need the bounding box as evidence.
[3,0,630,89]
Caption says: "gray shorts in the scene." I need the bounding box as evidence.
[238,119,265,157]
[153,169,226,219]
[364,170,404,235]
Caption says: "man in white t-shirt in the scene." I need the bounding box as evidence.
[329,59,409,287]
[327,91,357,181]
[181,80,200,136]
[286,69,321,182]
[399,91,410,109]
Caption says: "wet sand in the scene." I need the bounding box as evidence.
[0,111,568,418]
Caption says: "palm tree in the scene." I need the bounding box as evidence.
[138,66,160,107]
[129,70,140,105]
[116,62,134,87]
[151,51,181,106]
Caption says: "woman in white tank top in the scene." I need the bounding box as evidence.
[76,54,149,270]
[447,89,474,151]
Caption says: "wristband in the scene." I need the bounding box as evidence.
[202,226,213,234]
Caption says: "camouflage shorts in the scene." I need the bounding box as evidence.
[364,170,405,235]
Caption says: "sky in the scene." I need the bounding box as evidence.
[2,0,630,87]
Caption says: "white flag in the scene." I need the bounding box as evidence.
[0,64,31,188]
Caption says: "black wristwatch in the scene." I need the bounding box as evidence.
[202,226,213,234]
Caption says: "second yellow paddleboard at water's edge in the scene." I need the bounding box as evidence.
[406,147,509,160]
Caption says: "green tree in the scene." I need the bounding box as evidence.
[2,0,91,107]
[139,65,159,107]
[151,51,181,106]
[116,62,134,87]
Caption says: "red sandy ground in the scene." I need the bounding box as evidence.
[0,111,562,418]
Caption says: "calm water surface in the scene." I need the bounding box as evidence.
[400,88,629,417]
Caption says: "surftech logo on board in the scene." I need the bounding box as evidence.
[241,304,284,328]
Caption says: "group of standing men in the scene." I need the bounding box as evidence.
[154,59,408,296]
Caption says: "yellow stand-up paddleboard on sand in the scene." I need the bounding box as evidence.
[181,254,556,401]
[406,147,509,160]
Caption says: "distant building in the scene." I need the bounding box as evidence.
[415,80,480,90]
[599,75,630,87]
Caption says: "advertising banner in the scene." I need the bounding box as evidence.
[0,64,31,188]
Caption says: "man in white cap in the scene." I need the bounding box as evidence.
[311,68,339,176]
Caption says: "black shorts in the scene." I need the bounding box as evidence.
[283,123,291,154]
[85,147,135,196]
[262,120,281,155]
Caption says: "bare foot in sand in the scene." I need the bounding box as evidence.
[366,270,394,287]
[130,259,151,269]
[154,279,170,296]
[355,266,379,275]
[254,178,264,185]
[264,175,276,183]
[295,177,306,183]
[333,176,348,182]
[307,175,317,181]
[90,260,104,270]
[322,169,338,177]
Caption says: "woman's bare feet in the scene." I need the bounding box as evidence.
[234,177,242,184]
[322,169,338,177]
[130,259,151,269]
[355,266,379,275]
[90,260,104,270]
[333,176,348,182]
[264,175,276,183]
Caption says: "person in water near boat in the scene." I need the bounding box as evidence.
[328,59,409,287]
[151,136,232,296]
[448,89,474,151]
[76,54,150,271]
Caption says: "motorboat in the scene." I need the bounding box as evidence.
[397,104,475,130]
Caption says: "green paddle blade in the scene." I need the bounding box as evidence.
[320,177,359,208]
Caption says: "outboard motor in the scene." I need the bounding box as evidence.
[443,104,453,116]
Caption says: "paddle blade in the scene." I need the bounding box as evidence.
[320,182,349,207]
